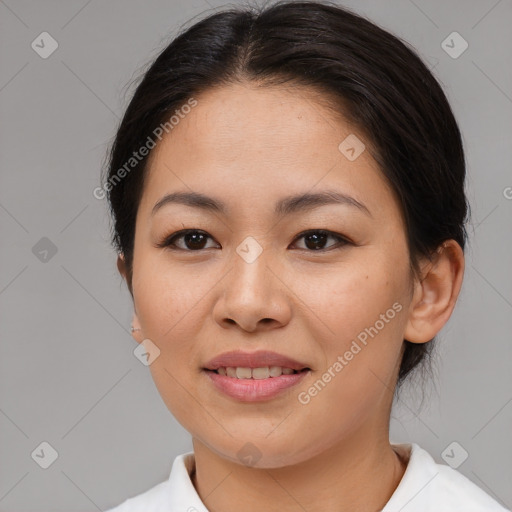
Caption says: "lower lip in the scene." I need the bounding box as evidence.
[204,370,310,402]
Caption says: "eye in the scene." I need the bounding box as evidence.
[157,229,219,251]
[291,229,351,251]
[157,228,350,252]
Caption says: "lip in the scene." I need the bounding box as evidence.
[203,350,310,371]
[202,350,311,402]
[204,368,310,402]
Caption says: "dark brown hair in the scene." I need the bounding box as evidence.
[102,0,469,390]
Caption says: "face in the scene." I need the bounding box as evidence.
[125,82,417,468]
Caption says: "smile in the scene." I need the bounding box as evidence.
[213,366,302,379]
[204,367,310,401]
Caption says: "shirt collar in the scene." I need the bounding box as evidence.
[382,442,438,511]
[166,443,428,511]
[167,451,210,512]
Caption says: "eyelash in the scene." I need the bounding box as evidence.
[156,229,351,252]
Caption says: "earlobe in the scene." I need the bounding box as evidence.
[130,311,144,344]
[404,240,465,344]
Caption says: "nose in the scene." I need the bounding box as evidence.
[212,248,292,333]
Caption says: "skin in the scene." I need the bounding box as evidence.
[117,82,465,512]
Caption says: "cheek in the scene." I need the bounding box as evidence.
[132,254,209,340]
[296,253,407,341]
[294,291,406,444]
[132,263,208,423]
[296,250,409,399]
[131,263,210,417]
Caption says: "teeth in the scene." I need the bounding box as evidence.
[269,365,283,377]
[235,367,252,379]
[215,366,301,378]
[252,367,269,379]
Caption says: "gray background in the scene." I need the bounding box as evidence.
[0,0,511,510]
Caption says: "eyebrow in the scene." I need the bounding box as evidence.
[151,189,372,218]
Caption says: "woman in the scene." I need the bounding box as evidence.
[102,1,508,510]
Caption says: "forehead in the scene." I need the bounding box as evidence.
[140,83,397,221]
[154,82,352,156]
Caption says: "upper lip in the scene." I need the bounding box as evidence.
[203,350,310,371]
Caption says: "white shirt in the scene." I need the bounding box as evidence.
[105,442,509,511]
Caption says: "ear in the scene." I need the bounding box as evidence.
[117,253,134,297]
[117,253,127,279]
[130,310,144,344]
[117,253,141,342]
[404,240,465,344]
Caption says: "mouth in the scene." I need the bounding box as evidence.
[204,366,310,379]
[202,350,312,402]
[203,367,310,402]
[203,349,311,373]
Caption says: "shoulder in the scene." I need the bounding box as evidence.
[384,443,509,512]
[103,452,196,512]
[431,462,508,511]
[103,479,170,512]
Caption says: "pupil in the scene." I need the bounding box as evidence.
[305,232,327,250]
[186,232,206,249]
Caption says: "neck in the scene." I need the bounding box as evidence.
[190,426,407,512]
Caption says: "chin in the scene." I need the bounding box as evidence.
[205,435,315,469]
